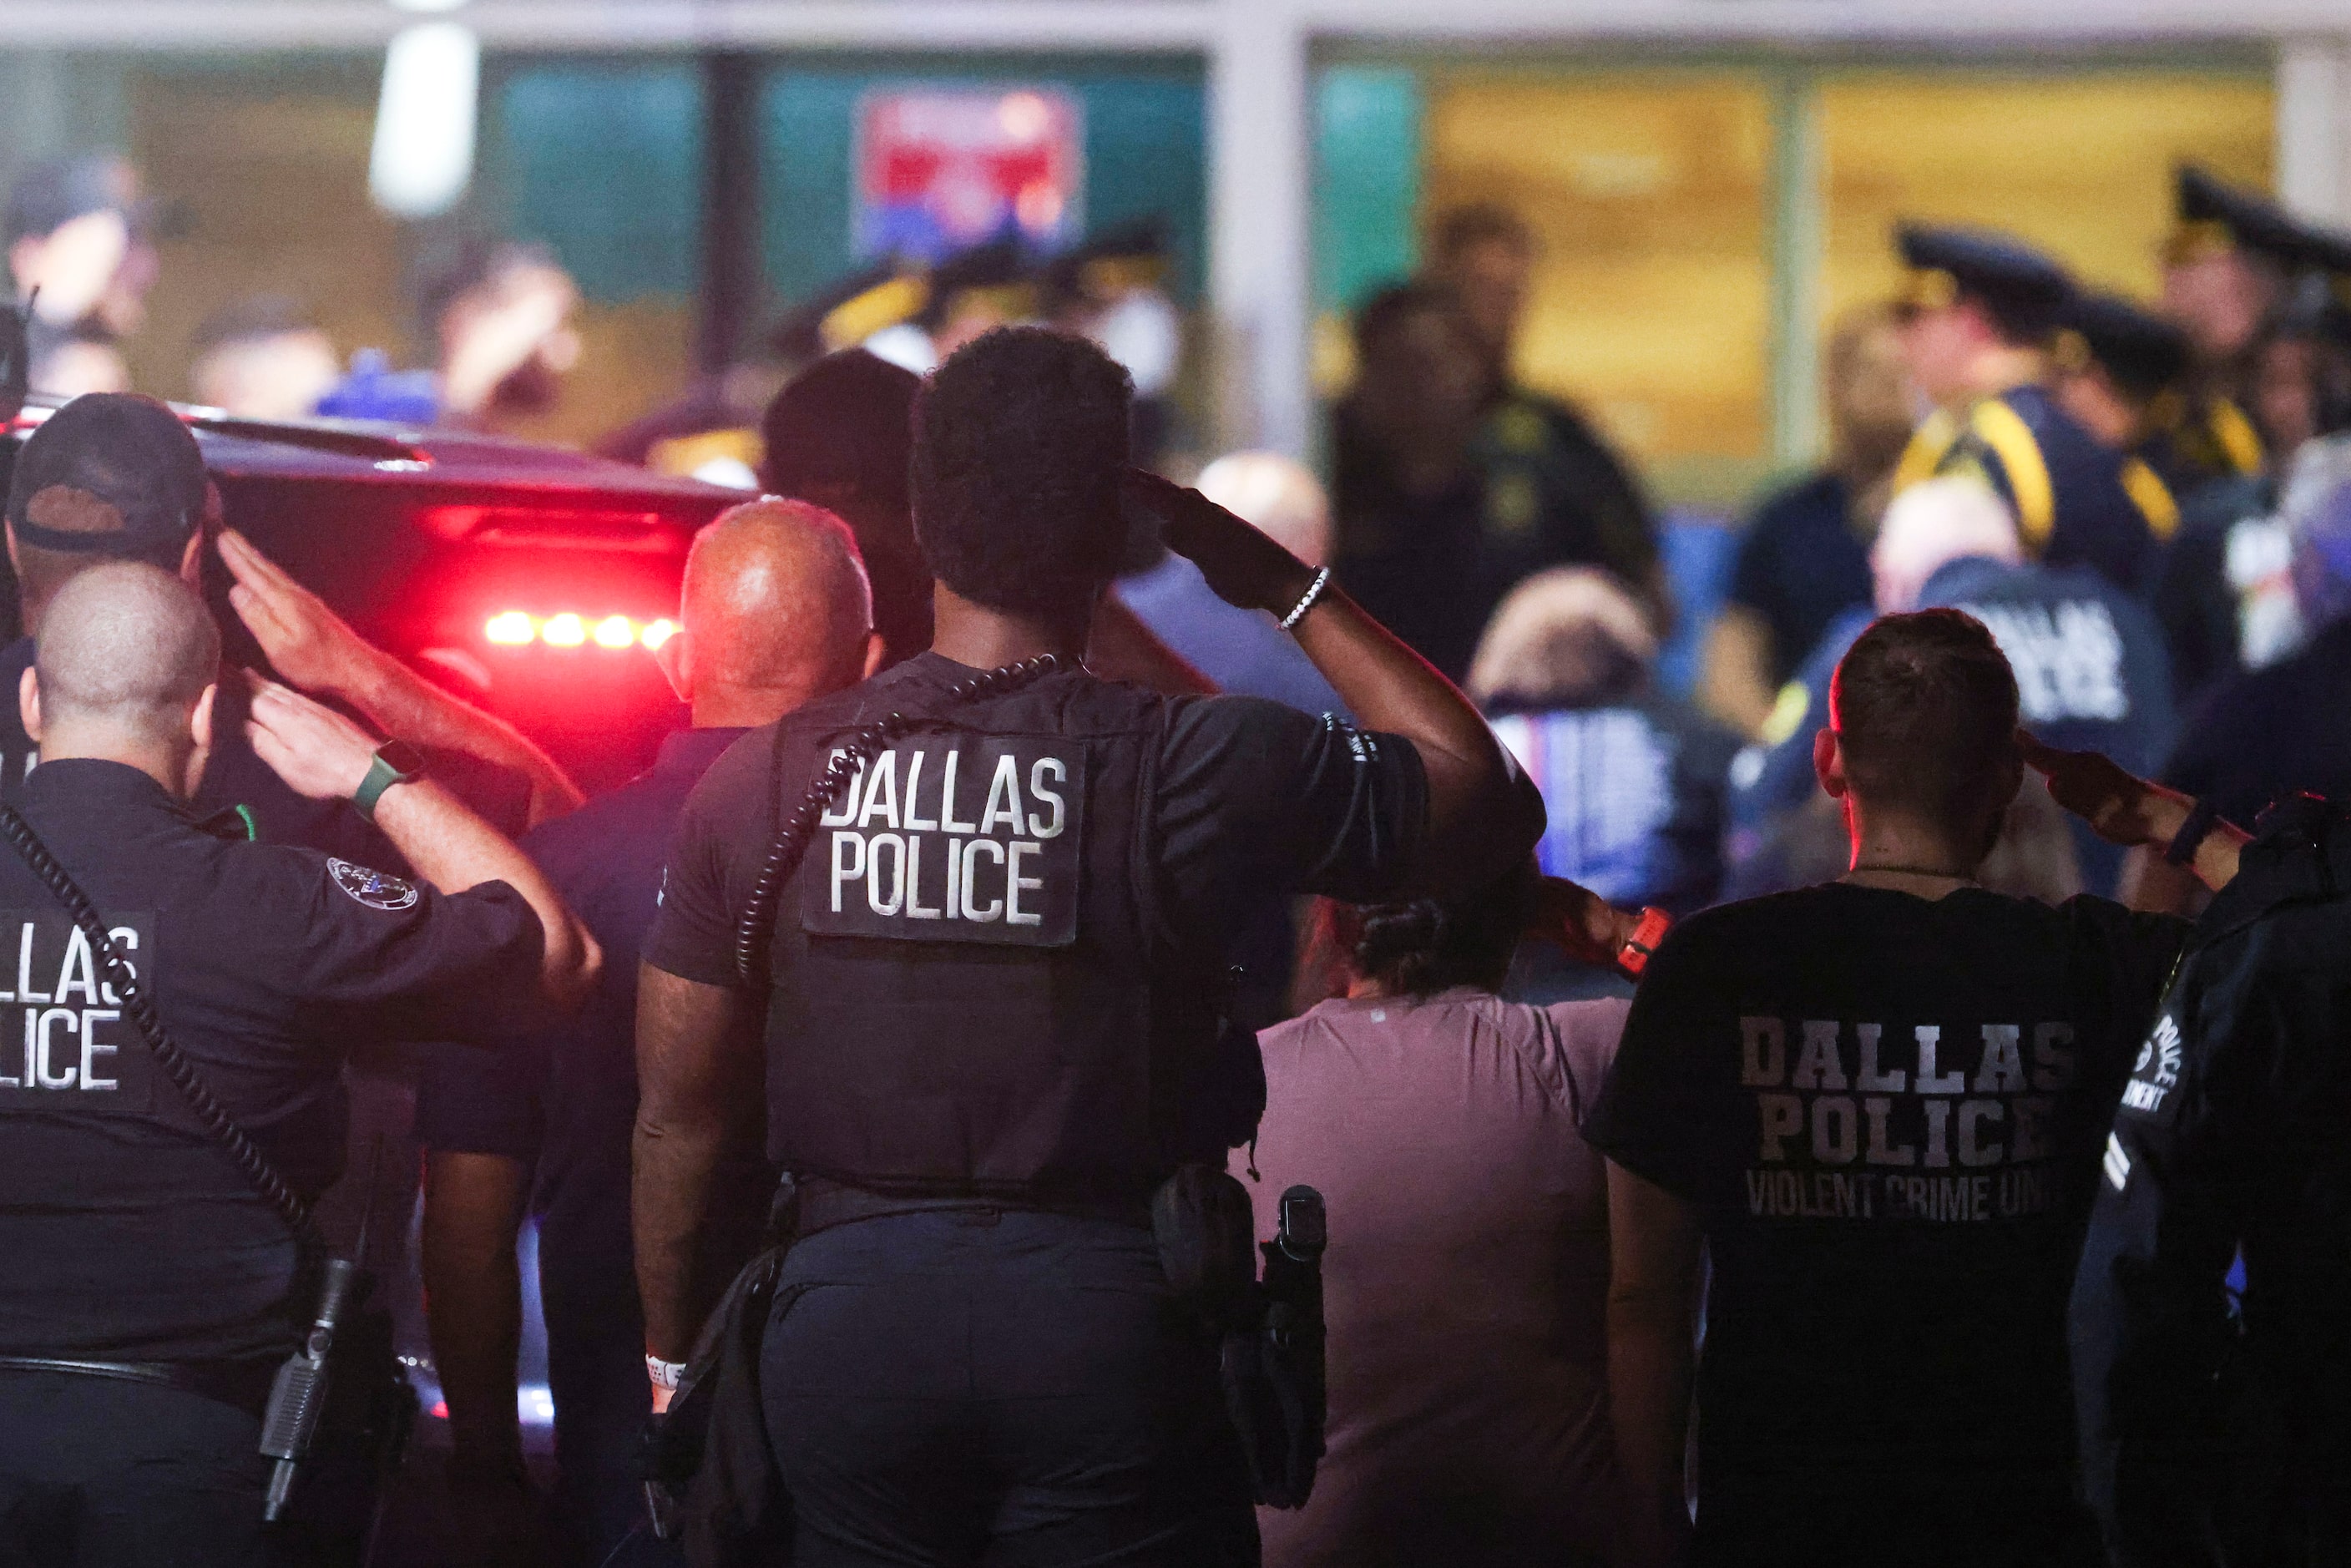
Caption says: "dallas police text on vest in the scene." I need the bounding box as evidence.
[804,738,1084,948]
[0,914,153,1109]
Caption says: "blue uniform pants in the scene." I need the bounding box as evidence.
[761,1208,1258,1567]
[0,1372,281,1567]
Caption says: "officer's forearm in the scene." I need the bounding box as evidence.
[340,652,586,827]
[2130,791,2248,894]
[1289,585,1543,896]
[420,1151,530,1476]
[371,778,600,1009]
[634,965,749,1362]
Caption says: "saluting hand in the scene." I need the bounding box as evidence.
[1121,469,1316,618]
[2019,729,2189,850]
[1533,875,1639,968]
[218,528,381,701]
[243,670,380,802]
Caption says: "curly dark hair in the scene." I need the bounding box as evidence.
[911,326,1133,617]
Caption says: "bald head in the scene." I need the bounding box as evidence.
[677,499,875,718]
[31,561,219,756]
[1872,478,2022,615]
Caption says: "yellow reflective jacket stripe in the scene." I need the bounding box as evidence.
[2120,456,2181,542]
[2209,397,2264,477]
[1966,399,2056,553]
[1893,408,1959,495]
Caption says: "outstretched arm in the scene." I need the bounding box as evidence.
[220,528,585,827]
[2020,731,2246,893]
[1125,471,1542,898]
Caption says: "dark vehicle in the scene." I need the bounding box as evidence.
[0,396,740,792]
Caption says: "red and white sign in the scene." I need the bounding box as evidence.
[855,87,1084,260]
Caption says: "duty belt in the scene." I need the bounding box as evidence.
[791,1174,1154,1238]
[0,1353,279,1420]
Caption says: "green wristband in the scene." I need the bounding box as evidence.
[352,741,426,824]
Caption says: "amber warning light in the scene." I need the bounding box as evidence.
[486,611,676,650]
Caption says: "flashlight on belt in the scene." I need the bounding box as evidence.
[260,1256,356,1522]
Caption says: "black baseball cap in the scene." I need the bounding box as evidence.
[1895,222,2075,341]
[2055,291,2192,401]
[5,392,206,560]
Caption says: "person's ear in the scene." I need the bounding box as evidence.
[179,527,205,587]
[1813,726,1848,800]
[18,665,39,747]
[653,630,689,704]
[190,682,216,755]
[4,520,20,583]
[859,630,886,682]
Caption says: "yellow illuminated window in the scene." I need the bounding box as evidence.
[1818,73,2273,326]
[1421,71,1775,498]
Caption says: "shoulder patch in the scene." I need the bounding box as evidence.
[327,857,420,912]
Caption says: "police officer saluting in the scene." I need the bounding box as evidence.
[0,563,596,1553]
[635,326,1546,1563]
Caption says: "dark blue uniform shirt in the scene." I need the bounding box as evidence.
[0,759,544,1365]
[1938,384,2178,597]
[1728,470,1873,687]
[2163,617,2351,832]
[416,726,747,1200]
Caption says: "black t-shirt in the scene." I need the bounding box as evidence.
[1728,470,1872,687]
[1585,883,2186,1550]
[0,760,544,1364]
[2164,617,2351,832]
[647,654,1429,993]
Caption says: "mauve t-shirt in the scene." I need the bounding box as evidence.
[1243,989,1627,1568]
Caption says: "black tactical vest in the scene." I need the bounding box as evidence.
[756,660,1224,1206]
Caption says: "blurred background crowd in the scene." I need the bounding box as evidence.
[10,13,2350,959]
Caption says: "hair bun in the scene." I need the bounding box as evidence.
[1353,900,1447,977]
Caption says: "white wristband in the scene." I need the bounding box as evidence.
[646,1354,685,1391]
[1278,567,1332,632]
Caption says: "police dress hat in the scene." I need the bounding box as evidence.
[2170,165,2331,272]
[918,235,1039,331]
[767,262,930,365]
[2053,291,2192,402]
[1046,215,1172,309]
[1894,222,2075,341]
[4,392,206,559]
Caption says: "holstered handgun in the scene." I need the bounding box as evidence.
[1150,1166,1329,1509]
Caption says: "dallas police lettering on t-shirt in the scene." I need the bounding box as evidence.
[803,736,1082,947]
[1737,1011,2075,1223]
[0,913,155,1115]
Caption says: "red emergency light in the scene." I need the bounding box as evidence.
[483,610,677,650]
